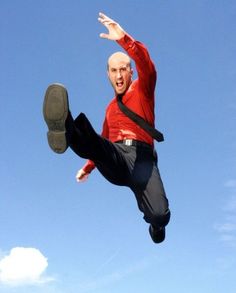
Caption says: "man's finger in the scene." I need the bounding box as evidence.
[99,33,109,39]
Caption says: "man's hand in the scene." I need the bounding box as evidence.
[98,12,125,40]
[76,169,89,183]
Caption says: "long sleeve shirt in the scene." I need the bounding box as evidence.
[82,33,157,173]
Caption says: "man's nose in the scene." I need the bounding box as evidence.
[116,70,122,78]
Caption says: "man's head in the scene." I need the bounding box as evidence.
[107,51,133,95]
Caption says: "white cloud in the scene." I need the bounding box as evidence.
[215,180,236,247]
[224,195,236,212]
[0,247,53,286]
[224,179,236,188]
[214,222,236,233]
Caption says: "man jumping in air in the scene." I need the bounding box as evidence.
[43,12,170,243]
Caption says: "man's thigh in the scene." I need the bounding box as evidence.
[94,142,132,186]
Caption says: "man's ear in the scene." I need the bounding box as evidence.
[130,68,134,78]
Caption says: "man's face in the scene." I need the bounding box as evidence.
[107,60,133,95]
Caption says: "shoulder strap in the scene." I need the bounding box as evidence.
[117,95,164,142]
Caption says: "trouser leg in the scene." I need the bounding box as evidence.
[139,166,170,229]
[129,149,170,229]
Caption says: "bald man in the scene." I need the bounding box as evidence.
[43,13,170,243]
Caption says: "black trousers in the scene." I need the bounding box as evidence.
[67,112,170,229]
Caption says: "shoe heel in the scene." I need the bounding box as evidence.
[47,131,67,154]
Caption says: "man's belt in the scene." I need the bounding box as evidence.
[115,139,153,148]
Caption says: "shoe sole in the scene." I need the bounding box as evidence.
[43,83,69,153]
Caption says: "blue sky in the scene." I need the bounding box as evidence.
[0,0,236,292]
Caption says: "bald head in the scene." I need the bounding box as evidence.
[107,51,131,70]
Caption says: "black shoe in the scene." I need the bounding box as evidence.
[43,83,69,153]
[149,225,165,244]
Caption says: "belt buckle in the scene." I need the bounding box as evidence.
[124,139,133,146]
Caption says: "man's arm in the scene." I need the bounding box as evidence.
[99,12,156,97]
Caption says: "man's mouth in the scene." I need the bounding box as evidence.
[116,81,124,88]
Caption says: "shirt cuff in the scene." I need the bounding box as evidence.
[82,160,96,173]
[117,33,135,51]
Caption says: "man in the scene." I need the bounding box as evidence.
[43,12,170,243]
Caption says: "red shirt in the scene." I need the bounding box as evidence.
[83,33,157,173]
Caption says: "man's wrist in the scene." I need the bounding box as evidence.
[117,33,135,50]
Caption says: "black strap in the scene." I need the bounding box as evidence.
[117,94,164,142]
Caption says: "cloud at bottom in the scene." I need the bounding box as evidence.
[0,247,54,287]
